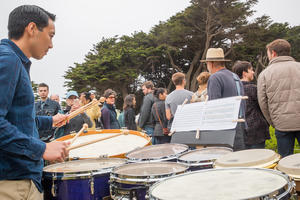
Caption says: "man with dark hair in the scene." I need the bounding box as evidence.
[35,83,61,142]
[232,61,270,149]
[138,81,156,137]
[258,39,300,157]
[201,48,246,151]
[165,72,193,126]
[0,5,69,199]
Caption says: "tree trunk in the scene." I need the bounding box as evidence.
[120,84,128,100]
[185,50,202,90]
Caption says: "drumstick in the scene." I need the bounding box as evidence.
[68,123,88,147]
[54,99,99,126]
[67,130,129,151]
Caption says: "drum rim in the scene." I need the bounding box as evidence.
[110,162,189,183]
[148,167,294,200]
[276,153,300,179]
[214,149,280,168]
[125,143,189,162]
[55,129,151,159]
[177,147,233,165]
[43,158,126,180]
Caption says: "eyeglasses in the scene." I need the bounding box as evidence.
[108,96,115,99]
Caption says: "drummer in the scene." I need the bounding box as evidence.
[0,5,69,200]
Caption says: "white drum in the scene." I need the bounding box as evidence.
[149,168,296,200]
[177,147,232,171]
[126,143,189,162]
[276,153,300,199]
[56,129,151,159]
[214,149,280,168]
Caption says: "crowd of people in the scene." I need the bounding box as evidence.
[0,4,300,200]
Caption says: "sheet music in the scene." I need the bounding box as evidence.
[171,96,242,132]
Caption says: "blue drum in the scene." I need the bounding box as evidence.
[43,158,126,200]
[126,143,189,163]
[177,147,232,171]
[110,162,188,200]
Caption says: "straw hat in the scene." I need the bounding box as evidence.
[200,48,231,62]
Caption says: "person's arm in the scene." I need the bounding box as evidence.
[101,108,111,129]
[127,108,137,130]
[207,75,222,100]
[257,73,273,126]
[138,95,152,128]
[165,97,172,120]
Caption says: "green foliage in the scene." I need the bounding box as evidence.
[31,81,39,100]
[265,126,300,153]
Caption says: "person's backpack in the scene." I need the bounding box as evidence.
[118,111,125,128]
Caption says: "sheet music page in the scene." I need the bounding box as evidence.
[171,96,242,132]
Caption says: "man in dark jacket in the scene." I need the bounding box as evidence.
[232,61,270,149]
[35,83,61,142]
[138,81,155,136]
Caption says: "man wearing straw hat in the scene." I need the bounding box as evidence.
[201,48,246,151]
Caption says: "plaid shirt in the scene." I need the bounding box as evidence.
[0,39,52,192]
[242,81,270,145]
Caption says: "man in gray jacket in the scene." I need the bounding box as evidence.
[138,81,155,137]
[257,39,300,157]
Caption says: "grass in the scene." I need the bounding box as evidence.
[265,126,300,153]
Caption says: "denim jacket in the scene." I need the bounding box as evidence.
[0,39,52,192]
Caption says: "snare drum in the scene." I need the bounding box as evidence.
[126,143,189,163]
[43,158,126,200]
[56,129,151,159]
[110,162,188,200]
[214,149,280,168]
[177,147,232,171]
[276,153,300,199]
[149,168,296,200]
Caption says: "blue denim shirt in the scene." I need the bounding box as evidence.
[0,39,52,192]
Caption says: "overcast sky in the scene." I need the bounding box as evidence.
[1,0,299,99]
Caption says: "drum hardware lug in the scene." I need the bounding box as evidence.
[51,179,57,197]
[89,174,95,195]
[70,131,76,136]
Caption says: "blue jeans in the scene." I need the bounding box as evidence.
[275,129,300,158]
[144,126,155,144]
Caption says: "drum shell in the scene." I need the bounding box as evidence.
[43,173,110,200]
[43,158,126,200]
[110,162,188,200]
[56,129,151,159]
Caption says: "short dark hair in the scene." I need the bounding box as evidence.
[153,88,167,99]
[8,5,56,40]
[123,94,135,110]
[83,92,92,102]
[103,89,117,98]
[172,72,185,86]
[38,82,49,90]
[266,39,291,56]
[232,61,252,79]
[142,81,154,89]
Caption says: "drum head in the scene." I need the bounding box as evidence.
[214,149,280,168]
[43,158,126,176]
[126,143,188,161]
[277,153,300,179]
[178,147,232,164]
[112,162,188,179]
[150,168,290,200]
[64,132,150,159]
